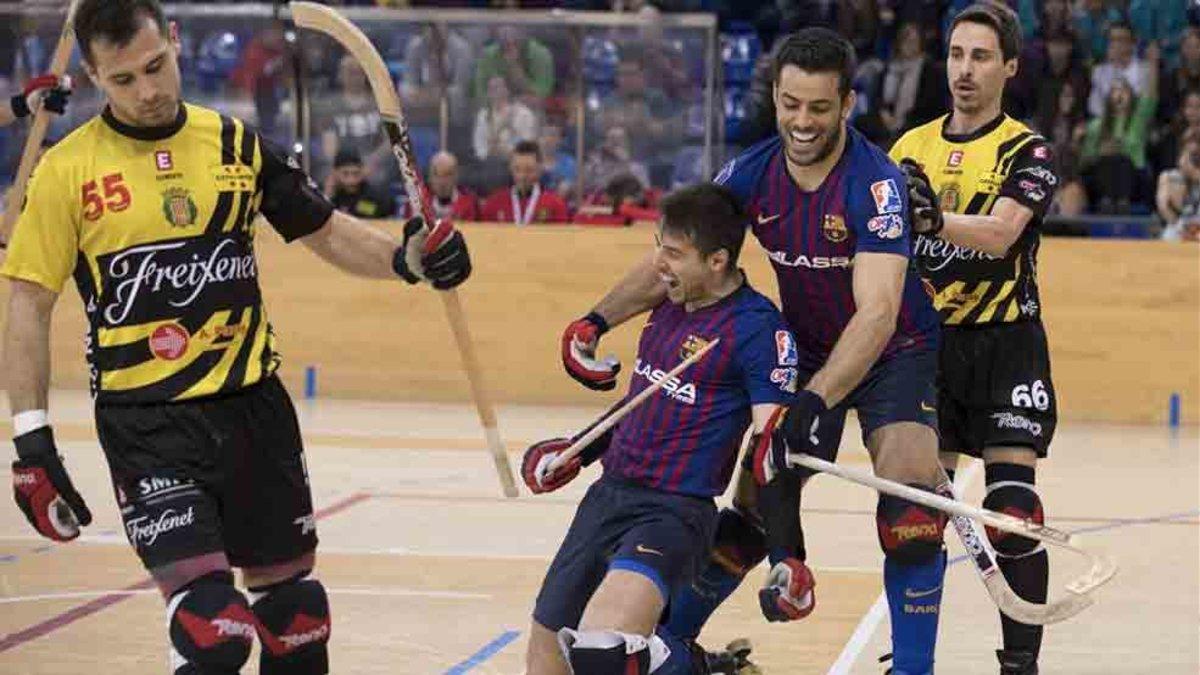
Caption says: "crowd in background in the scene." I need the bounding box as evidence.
[0,0,1197,236]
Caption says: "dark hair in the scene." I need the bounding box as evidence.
[659,183,747,270]
[950,2,1022,62]
[75,0,168,65]
[333,148,362,168]
[1105,20,1134,39]
[511,140,542,162]
[772,27,856,98]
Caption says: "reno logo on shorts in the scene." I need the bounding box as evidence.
[98,236,260,327]
[991,412,1042,437]
[634,358,697,405]
[125,507,196,548]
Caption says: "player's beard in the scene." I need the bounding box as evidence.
[779,119,844,168]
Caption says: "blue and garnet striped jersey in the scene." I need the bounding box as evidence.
[715,127,940,372]
[602,282,797,498]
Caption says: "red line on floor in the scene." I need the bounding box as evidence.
[0,491,372,653]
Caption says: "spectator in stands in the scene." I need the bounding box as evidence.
[1153,89,1200,176]
[479,140,569,224]
[627,5,690,102]
[420,151,479,222]
[471,26,555,109]
[573,172,661,226]
[1130,0,1187,67]
[1158,27,1200,125]
[400,25,474,130]
[1073,0,1125,63]
[472,75,539,162]
[1039,80,1089,216]
[230,25,287,138]
[872,21,946,142]
[325,149,397,220]
[583,124,650,195]
[317,54,388,179]
[1089,21,1149,118]
[1036,29,1091,130]
[1082,45,1160,214]
[1157,137,1200,241]
[596,58,676,159]
[538,120,577,197]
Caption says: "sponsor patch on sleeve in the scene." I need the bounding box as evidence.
[870,178,904,214]
[775,330,798,366]
[770,367,799,394]
[867,213,905,239]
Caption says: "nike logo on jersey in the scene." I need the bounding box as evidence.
[757,213,781,225]
[904,585,942,599]
[636,544,664,556]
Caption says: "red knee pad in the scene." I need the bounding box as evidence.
[167,573,255,674]
[876,488,947,564]
[250,577,331,675]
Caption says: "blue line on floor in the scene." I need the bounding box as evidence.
[444,630,520,674]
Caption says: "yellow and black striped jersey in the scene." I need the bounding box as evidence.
[1,103,332,404]
[889,114,1057,325]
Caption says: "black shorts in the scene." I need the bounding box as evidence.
[789,347,939,479]
[532,475,717,632]
[938,320,1057,457]
[96,375,317,570]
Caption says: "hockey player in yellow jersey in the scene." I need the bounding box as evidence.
[889,4,1058,674]
[2,2,471,673]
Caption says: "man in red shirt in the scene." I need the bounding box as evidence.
[480,140,570,224]
[414,151,479,221]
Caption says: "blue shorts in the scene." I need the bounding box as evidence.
[531,475,717,631]
[793,347,938,479]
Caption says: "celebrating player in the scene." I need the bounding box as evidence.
[523,183,797,675]
[561,28,949,674]
[3,2,470,674]
[890,4,1060,673]
[1,73,71,128]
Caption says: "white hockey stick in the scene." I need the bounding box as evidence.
[787,451,1117,603]
[935,468,1094,624]
[547,338,721,474]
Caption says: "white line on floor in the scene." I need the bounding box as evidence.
[0,586,492,605]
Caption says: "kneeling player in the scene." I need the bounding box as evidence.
[521,184,796,675]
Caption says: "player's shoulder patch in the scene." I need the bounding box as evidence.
[869,178,904,215]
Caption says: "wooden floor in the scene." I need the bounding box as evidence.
[1,390,1196,674]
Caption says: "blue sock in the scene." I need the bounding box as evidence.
[663,558,745,640]
[883,550,946,675]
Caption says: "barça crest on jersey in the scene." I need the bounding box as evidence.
[822,214,847,242]
[161,187,198,227]
[870,178,903,214]
[775,330,798,366]
[680,334,711,361]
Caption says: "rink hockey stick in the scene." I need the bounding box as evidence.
[1,0,81,249]
[547,338,722,474]
[290,2,518,498]
[935,468,1093,624]
[785,451,1117,603]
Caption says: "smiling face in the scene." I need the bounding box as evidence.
[84,14,183,128]
[653,225,727,306]
[773,64,852,168]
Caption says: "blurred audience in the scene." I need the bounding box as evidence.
[1157,137,1200,241]
[479,140,569,223]
[317,55,389,178]
[471,26,555,109]
[472,75,539,162]
[538,120,577,197]
[418,150,480,221]
[325,149,397,219]
[582,125,650,195]
[1089,22,1149,118]
[1081,45,1159,214]
[573,171,661,226]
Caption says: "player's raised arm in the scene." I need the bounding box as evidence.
[561,249,666,391]
[254,135,471,288]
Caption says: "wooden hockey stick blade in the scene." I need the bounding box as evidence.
[1,0,82,247]
[787,452,1117,600]
[937,472,1092,624]
[547,338,721,474]
[290,1,517,498]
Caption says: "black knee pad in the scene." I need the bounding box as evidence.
[557,629,660,675]
[250,574,331,675]
[710,507,768,576]
[983,464,1044,558]
[875,487,947,564]
[167,572,255,674]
